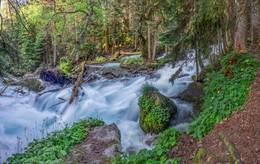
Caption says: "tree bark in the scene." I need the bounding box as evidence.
[195,40,199,82]
[105,27,109,53]
[148,27,151,60]
[234,0,248,51]
[152,29,157,61]
[52,35,57,67]
[165,45,168,56]
[250,0,260,49]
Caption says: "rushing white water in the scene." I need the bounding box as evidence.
[0,53,197,163]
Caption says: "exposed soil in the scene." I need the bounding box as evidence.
[168,134,197,163]
[168,53,260,164]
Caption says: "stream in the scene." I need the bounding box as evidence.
[0,53,197,163]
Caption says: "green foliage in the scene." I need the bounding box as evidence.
[120,57,144,65]
[187,52,259,139]
[95,56,106,63]
[141,84,159,97]
[114,127,182,163]
[138,84,177,134]
[6,118,104,163]
[34,31,46,65]
[58,58,74,75]
[150,57,173,68]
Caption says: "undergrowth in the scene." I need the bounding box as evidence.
[59,57,73,75]
[6,118,104,163]
[114,127,182,163]
[187,52,259,139]
[120,57,144,65]
[95,56,106,63]
[150,57,173,68]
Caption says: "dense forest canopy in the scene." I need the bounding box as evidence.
[0,0,259,77]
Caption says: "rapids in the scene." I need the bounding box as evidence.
[0,53,197,163]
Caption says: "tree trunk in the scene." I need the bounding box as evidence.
[148,27,151,60]
[234,0,248,51]
[53,35,57,67]
[165,45,168,56]
[100,37,103,52]
[198,53,204,70]
[105,27,109,53]
[218,30,222,56]
[226,0,235,45]
[152,29,157,61]
[195,41,199,82]
[250,0,260,49]
[71,0,94,61]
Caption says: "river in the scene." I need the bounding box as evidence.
[0,53,196,163]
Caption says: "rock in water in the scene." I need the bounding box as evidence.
[138,85,177,134]
[67,123,122,163]
[40,67,73,85]
[179,82,204,102]
[20,78,45,92]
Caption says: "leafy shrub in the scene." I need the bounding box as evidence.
[114,127,182,163]
[187,52,259,139]
[158,57,172,65]
[6,118,104,163]
[95,56,106,63]
[120,57,144,65]
[59,57,73,75]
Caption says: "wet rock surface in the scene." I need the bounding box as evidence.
[67,123,122,163]
[178,82,204,102]
[40,67,73,85]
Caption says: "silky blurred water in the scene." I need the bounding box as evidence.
[0,53,197,163]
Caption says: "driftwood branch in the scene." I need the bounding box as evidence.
[48,100,67,109]
[0,85,8,96]
[69,62,85,104]
[38,88,63,96]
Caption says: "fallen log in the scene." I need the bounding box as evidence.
[0,85,8,96]
[114,51,141,59]
[168,96,181,99]
[69,62,85,104]
[48,100,67,109]
[169,66,182,83]
[38,88,63,96]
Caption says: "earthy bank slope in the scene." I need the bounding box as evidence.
[169,53,260,164]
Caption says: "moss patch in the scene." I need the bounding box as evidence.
[138,85,177,134]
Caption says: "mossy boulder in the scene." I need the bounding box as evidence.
[138,85,177,134]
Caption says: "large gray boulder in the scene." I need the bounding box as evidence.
[67,123,122,163]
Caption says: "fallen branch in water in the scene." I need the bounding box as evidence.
[69,62,85,104]
[48,100,68,109]
[168,96,181,99]
[0,85,8,96]
[38,88,63,96]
